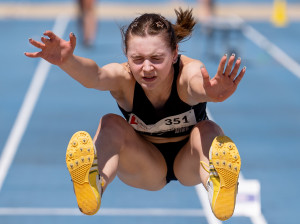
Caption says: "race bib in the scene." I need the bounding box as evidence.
[128,109,197,136]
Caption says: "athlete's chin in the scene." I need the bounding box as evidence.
[141,83,156,90]
[140,78,158,89]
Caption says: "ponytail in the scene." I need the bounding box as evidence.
[173,8,196,43]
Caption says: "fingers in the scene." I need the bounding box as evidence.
[29,38,45,49]
[35,31,76,48]
[43,30,57,40]
[216,54,227,76]
[69,32,77,49]
[41,36,50,44]
[234,66,246,85]
[218,53,246,85]
[224,53,236,77]
[230,57,242,80]
[24,51,42,58]
[220,53,244,77]
[41,31,59,44]
[25,38,44,58]
[28,31,55,48]
[200,65,210,82]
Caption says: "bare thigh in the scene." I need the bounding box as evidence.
[173,120,224,186]
[94,114,167,191]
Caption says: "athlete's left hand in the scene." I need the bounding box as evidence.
[201,54,246,102]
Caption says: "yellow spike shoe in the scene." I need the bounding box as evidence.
[66,131,103,215]
[201,136,241,221]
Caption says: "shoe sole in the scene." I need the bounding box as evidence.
[66,131,98,215]
[210,136,241,221]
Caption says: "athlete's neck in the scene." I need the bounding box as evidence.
[144,69,174,109]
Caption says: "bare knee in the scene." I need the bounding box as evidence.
[100,113,127,130]
[190,120,224,157]
[94,113,128,146]
[193,120,224,137]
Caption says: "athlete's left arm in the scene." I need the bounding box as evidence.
[185,54,246,103]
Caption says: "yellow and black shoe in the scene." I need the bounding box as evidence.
[66,131,103,215]
[201,136,241,221]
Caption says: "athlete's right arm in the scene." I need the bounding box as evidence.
[25,31,126,91]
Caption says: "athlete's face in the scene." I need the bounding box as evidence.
[127,34,178,90]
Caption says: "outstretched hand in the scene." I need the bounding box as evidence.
[201,54,246,102]
[24,31,77,66]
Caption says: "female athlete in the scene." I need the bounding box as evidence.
[25,8,245,221]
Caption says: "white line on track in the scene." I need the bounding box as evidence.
[195,184,222,224]
[0,15,70,192]
[0,207,205,216]
[250,214,268,224]
[242,21,300,79]
[194,109,222,224]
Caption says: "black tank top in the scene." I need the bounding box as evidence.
[118,55,207,138]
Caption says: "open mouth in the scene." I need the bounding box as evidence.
[143,76,157,82]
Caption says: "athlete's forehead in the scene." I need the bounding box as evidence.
[126,35,172,57]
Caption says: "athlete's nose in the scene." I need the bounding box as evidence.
[142,60,153,72]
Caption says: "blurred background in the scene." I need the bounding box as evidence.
[0,0,300,224]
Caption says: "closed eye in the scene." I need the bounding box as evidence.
[132,57,144,64]
[151,56,163,63]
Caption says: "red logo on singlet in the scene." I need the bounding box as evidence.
[130,115,138,125]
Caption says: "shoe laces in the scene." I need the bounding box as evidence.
[97,175,104,196]
[91,145,104,196]
[200,161,210,173]
[200,161,219,177]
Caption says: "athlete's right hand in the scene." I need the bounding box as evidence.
[25,31,76,66]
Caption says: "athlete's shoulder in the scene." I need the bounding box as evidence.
[180,55,203,72]
[179,55,204,84]
[104,62,135,109]
[101,62,132,80]
[95,62,135,95]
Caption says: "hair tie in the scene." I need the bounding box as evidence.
[155,21,164,28]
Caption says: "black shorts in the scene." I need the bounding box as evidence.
[152,137,189,183]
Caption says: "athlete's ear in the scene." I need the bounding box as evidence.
[172,44,179,64]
